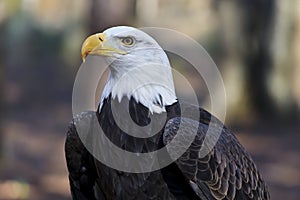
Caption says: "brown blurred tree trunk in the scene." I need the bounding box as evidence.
[0,71,2,161]
[89,0,136,34]
[239,0,276,116]
[0,29,3,161]
[214,0,278,120]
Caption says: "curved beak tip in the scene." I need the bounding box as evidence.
[81,33,105,61]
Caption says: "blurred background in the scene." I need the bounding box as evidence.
[0,0,299,199]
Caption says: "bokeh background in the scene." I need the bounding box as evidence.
[0,0,300,199]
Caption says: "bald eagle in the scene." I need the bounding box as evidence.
[65,26,270,200]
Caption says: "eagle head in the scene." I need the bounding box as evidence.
[81,26,177,113]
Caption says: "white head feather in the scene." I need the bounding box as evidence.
[99,26,177,113]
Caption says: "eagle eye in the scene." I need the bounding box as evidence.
[121,37,135,46]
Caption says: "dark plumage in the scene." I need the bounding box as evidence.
[65,97,269,200]
[65,26,269,200]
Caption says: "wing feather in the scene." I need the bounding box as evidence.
[163,116,269,200]
[65,111,105,200]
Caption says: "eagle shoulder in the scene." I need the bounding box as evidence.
[65,111,103,200]
[163,115,270,200]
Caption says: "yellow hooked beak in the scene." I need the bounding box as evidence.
[81,33,126,61]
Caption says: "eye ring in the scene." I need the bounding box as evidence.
[121,37,135,46]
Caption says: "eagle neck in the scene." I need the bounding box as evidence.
[99,64,178,114]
